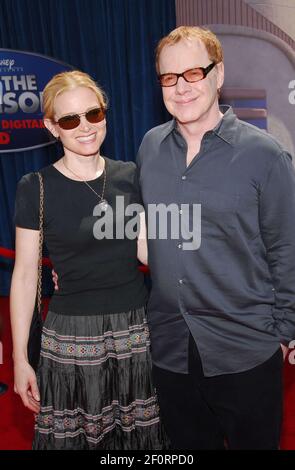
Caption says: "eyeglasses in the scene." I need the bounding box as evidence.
[54,107,106,130]
[158,62,216,87]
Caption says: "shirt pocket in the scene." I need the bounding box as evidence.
[199,190,239,239]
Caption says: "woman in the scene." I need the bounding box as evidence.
[10,70,167,450]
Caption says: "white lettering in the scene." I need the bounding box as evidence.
[288,80,295,105]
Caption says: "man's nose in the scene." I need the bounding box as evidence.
[175,76,191,94]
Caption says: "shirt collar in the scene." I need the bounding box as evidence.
[212,105,237,146]
[159,105,238,146]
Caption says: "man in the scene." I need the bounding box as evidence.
[137,26,295,449]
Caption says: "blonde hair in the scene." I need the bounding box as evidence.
[155,26,223,75]
[43,70,108,119]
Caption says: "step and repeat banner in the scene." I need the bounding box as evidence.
[0,50,72,153]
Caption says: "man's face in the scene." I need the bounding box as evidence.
[158,38,224,126]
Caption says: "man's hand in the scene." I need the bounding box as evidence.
[52,269,59,291]
[280,343,289,361]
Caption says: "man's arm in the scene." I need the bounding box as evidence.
[259,151,295,348]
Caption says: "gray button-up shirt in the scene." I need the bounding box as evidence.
[137,106,295,376]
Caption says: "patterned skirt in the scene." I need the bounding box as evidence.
[32,306,169,450]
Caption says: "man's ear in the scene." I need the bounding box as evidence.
[216,61,224,90]
[44,118,59,139]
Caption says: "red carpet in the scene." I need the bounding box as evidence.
[1,295,295,450]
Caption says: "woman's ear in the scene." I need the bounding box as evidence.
[44,118,59,139]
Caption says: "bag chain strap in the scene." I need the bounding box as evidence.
[37,172,44,315]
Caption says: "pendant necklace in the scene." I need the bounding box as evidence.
[62,157,109,212]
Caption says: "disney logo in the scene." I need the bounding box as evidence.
[0,59,15,70]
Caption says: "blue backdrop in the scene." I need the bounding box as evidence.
[0,0,176,295]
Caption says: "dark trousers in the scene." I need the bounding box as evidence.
[153,336,283,450]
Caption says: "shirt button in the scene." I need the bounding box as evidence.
[178,243,182,249]
[179,279,183,285]
[179,209,183,215]
[182,175,187,180]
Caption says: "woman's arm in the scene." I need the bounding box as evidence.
[137,211,148,266]
[10,227,41,412]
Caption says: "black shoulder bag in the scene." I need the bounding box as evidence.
[27,172,44,371]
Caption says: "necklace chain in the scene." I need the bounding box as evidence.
[62,157,106,202]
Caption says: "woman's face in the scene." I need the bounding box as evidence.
[47,86,106,158]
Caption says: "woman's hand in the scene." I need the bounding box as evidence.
[14,359,40,413]
[10,227,40,413]
[281,343,289,361]
[52,269,59,290]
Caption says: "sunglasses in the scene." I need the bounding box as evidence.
[54,107,106,130]
[158,62,216,87]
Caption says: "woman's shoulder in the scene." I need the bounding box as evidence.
[16,166,59,206]
[17,165,56,188]
[105,156,136,170]
[104,158,141,201]
[17,171,39,196]
[105,156,136,179]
